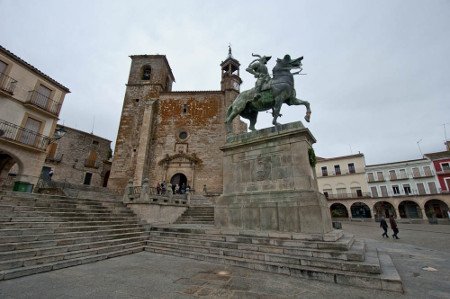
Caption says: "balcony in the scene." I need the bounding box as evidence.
[0,72,17,95]
[390,175,409,181]
[413,172,435,178]
[84,159,100,169]
[24,90,62,117]
[0,119,50,151]
[324,192,371,200]
[436,168,450,175]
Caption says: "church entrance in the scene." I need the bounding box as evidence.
[170,173,187,193]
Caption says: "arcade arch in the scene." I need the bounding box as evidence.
[398,200,422,219]
[350,202,371,218]
[425,199,449,219]
[374,201,396,219]
[330,203,348,218]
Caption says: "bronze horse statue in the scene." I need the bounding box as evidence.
[225,54,311,131]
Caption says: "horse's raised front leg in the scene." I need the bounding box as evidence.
[290,97,311,122]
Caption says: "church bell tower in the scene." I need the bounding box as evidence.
[220,46,242,113]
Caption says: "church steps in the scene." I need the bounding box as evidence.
[0,219,139,229]
[144,244,402,292]
[0,244,144,281]
[0,235,146,270]
[0,230,146,252]
[0,226,143,243]
[0,191,148,281]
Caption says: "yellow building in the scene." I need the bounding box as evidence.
[0,46,70,190]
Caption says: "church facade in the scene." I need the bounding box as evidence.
[108,50,246,194]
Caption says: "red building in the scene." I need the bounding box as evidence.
[425,141,450,193]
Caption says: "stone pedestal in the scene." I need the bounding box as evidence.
[215,122,333,235]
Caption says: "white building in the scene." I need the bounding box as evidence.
[0,46,70,190]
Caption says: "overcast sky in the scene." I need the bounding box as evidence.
[1,0,449,165]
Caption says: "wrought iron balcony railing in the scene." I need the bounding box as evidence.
[26,90,62,116]
[324,192,371,199]
[0,119,50,150]
[0,72,17,94]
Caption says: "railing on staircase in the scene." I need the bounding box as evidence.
[123,179,190,206]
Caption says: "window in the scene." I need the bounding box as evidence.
[321,166,328,176]
[83,173,92,185]
[323,188,332,198]
[47,143,58,159]
[380,186,388,197]
[370,186,378,197]
[389,170,397,180]
[417,183,426,195]
[182,104,188,114]
[92,140,99,145]
[356,189,363,197]
[441,163,450,171]
[377,171,384,181]
[423,166,432,176]
[412,167,420,178]
[392,185,400,195]
[334,165,341,175]
[348,163,355,174]
[142,66,151,80]
[336,188,347,198]
[33,84,52,109]
[21,117,42,145]
[399,169,407,179]
[403,184,411,195]
[0,60,7,74]
[179,131,188,140]
[428,182,437,194]
[367,173,374,182]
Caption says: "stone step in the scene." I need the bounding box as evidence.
[0,243,144,280]
[148,232,364,262]
[0,234,147,262]
[0,219,140,229]
[0,224,141,237]
[144,245,402,292]
[0,196,112,207]
[0,210,134,218]
[0,203,130,213]
[146,239,378,274]
[0,227,145,246]
[0,215,136,222]
[150,227,354,251]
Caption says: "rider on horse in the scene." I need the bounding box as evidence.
[246,54,272,101]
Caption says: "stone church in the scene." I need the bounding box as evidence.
[108,49,246,193]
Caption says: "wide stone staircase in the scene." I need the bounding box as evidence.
[145,225,403,292]
[0,191,147,281]
[174,206,214,225]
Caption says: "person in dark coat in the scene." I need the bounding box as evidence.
[380,216,389,238]
[389,215,399,239]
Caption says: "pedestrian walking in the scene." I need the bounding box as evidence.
[48,169,54,180]
[380,216,389,238]
[389,215,399,239]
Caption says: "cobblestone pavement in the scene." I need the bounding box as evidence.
[0,222,449,299]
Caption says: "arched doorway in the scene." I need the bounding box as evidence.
[374,201,396,220]
[330,203,349,218]
[350,202,371,218]
[0,151,21,189]
[170,173,187,193]
[399,200,422,218]
[425,199,449,219]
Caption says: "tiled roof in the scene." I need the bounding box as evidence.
[0,45,70,92]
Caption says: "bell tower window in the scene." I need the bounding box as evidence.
[142,66,151,80]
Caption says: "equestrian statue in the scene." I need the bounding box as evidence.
[225,53,311,131]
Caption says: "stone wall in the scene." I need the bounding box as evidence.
[44,125,111,187]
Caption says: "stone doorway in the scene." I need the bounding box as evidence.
[170,173,187,193]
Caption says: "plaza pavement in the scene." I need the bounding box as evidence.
[0,222,449,298]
